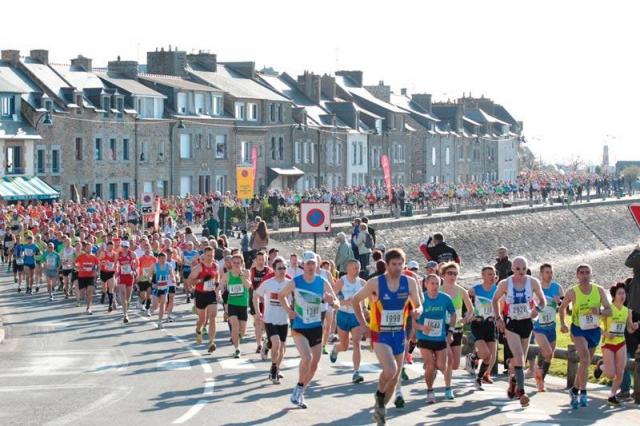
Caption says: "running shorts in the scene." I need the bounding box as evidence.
[195,291,217,309]
[265,323,288,342]
[227,304,248,322]
[336,311,359,332]
[570,324,601,349]
[371,330,406,356]
[417,339,447,351]
[506,318,534,339]
[471,319,496,342]
[78,277,95,289]
[292,326,323,347]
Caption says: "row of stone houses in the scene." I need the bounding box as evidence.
[0,47,522,200]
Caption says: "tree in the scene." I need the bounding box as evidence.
[622,166,640,184]
[517,144,537,170]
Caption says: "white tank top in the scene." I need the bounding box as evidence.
[339,275,363,313]
[506,276,533,320]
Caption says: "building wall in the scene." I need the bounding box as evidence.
[346,132,368,186]
[497,137,518,181]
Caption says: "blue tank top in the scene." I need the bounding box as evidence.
[374,274,410,333]
[416,291,455,341]
[472,283,497,318]
[155,263,171,288]
[292,274,325,330]
[183,250,198,271]
[534,281,562,330]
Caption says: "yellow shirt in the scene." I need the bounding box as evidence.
[602,304,628,346]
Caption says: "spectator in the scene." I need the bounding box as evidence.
[369,260,387,279]
[355,223,372,277]
[619,277,640,399]
[204,212,219,238]
[350,218,361,259]
[240,229,251,267]
[495,246,512,281]
[251,220,269,252]
[334,232,355,276]
[361,216,376,245]
[626,242,640,313]
[419,232,461,264]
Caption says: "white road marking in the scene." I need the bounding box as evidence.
[338,361,381,373]
[0,384,104,392]
[44,387,133,425]
[172,379,215,424]
[281,358,301,369]
[157,359,192,371]
[219,358,256,370]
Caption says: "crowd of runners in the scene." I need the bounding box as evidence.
[1,196,639,425]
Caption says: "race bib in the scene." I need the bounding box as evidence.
[609,321,625,335]
[381,309,404,330]
[538,306,556,325]
[269,292,280,306]
[509,303,531,320]
[228,283,244,295]
[579,314,599,330]
[142,267,152,279]
[157,279,168,289]
[303,304,321,324]
[46,257,57,268]
[203,280,216,291]
[16,258,24,265]
[82,263,93,272]
[478,303,493,318]
[63,260,72,269]
[104,262,115,271]
[425,318,443,337]
[24,249,33,257]
[120,264,132,274]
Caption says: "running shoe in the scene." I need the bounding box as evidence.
[518,390,530,407]
[322,345,328,355]
[330,345,338,363]
[394,394,405,408]
[482,375,494,384]
[405,352,413,365]
[157,321,163,329]
[401,367,409,381]
[616,390,631,400]
[195,331,203,344]
[569,390,579,409]
[507,376,517,399]
[474,378,484,391]
[290,386,301,405]
[123,316,129,324]
[35,286,39,293]
[167,314,174,323]
[208,341,216,353]
[234,349,241,359]
[372,402,386,425]
[260,343,268,361]
[297,394,307,409]
[86,309,93,315]
[607,396,620,406]
[594,360,603,380]
[444,388,454,400]
[427,390,436,404]
[352,371,364,384]
[146,309,151,317]
[465,353,476,375]
[17,287,21,293]
[108,304,113,313]
[49,294,54,301]
[579,393,588,407]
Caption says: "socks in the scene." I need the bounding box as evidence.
[408,341,416,354]
[145,299,151,310]
[580,389,587,395]
[375,390,385,407]
[108,292,114,305]
[571,387,579,395]
[514,366,525,391]
[542,361,551,378]
[477,362,489,379]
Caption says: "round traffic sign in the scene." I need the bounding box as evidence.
[241,169,249,178]
[306,208,325,227]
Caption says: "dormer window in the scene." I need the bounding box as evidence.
[177,92,187,115]
[116,97,124,118]
[0,95,15,118]
[212,95,222,116]
[195,93,205,115]
[43,99,53,112]
[76,94,83,106]
[101,96,110,118]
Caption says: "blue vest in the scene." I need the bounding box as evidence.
[292,274,325,330]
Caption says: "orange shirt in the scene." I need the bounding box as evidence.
[76,253,99,278]
[100,252,117,272]
[138,254,157,282]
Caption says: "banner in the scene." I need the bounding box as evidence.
[153,197,161,231]
[251,146,258,190]
[236,166,255,200]
[381,154,392,201]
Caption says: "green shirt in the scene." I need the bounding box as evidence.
[227,272,249,307]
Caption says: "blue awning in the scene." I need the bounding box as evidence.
[0,176,59,201]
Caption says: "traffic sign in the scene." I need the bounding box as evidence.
[630,204,640,230]
[141,192,153,208]
[299,202,331,234]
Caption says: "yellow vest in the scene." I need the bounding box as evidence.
[603,304,628,345]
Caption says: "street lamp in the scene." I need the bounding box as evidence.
[35,112,53,129]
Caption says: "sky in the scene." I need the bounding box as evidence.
[5,0,638,165]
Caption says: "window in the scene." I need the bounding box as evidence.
[0,95,15,117]
[432,147,436,166]
[215,135,226,159]
[101,96,109,118]
[458,145,464,161]
[212,96,223,116]
[295,141,301,163]
[206,134,212,150]
[271,137,277,160]
[36,149,45,174]
[75,138,83,161]
[52,149,60,174]
[43,100,53,112]
[180,134,192,159]
[116,98,124,118]
[95,183,102,198]
[122,139,129,160]
[195,93,205,114]
[180,176,192,197]
[311,143,316,164]
[177,92,187,114]
[140,141,148,162]
[247,103,258,121]
[158,180,168,197]
[215,175,227,193]
[336,142,342,165]
[303,142,310,164]
[352,142,357,165]
[358,142,363,166]
[158,140,165,161]
[278,104,283,122]
[122,182,130,199]
[270,104,276,122]
[327,141,334,164]
[445,147,450,165]
[235,102,245,120]
[94,138,102,161]
[143,181,153,193]
[196,134,202,150]
[278,137,283,161]
[76,94,83,106]
[372,148,379,169]
[109,183,117,200]
[110,138,117,160]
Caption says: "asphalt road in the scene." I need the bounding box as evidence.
[0,271,637,426]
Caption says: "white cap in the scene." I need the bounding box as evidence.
[407,260,419,270]
[121,241,130,247]
[302,251,317,263]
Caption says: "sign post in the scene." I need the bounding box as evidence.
[630,204,640,231]
[299,202,332,253]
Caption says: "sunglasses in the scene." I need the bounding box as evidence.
[445,271,458,276]
[276,267,287,271]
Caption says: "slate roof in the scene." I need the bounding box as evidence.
[0,75,22,93]
[465,108,509,126]
[494,104,518,126]
[138,74,221,92]
[22,59,72,98]
[0,61,44,108]
[389,93,439,122]
[50,64,104,91]
[335,75,405,114]
[96,73,166,98]
[0,120,41,139]
[189,64,288,101]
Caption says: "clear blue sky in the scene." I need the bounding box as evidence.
[6,0,637,165]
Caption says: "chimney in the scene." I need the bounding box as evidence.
[320,74,336,100]
[108,58,139,79]
[224,62,255,78]
[335,70,363,87]
[71,55,92,71]
[364,81,391,103]
[400,88,407,96]
[186,52,217,72]
[411,93,432,112]
[1,50,20,65]
[147,47,187,76]
[29,49,49,65]
[297,71,321,103]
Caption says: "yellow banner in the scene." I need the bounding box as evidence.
[236,166,255,200]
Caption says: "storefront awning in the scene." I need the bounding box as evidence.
[0,176,60,201]
[269,167,304,176]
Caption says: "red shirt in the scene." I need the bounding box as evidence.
[76,253,99,278]
[100,252,117,272]
[195,261,218,292]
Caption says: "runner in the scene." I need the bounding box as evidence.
[75,242,99,315]
[22,235,40,294]
[152,252,175,329]
[60,237,76,299]
[13,235,24,292]
[559,264,612,409]
[439,261,474,399]
[137,243,157,316]
[329,259,366,384]
[42,242,61,301]
[351,248,422,425]
[165,247,179,322]
[219,253,251,358]
[492,256,546,407]
[98,241,118,312]
[278,250,340,409]
[181,241,199,304]
[594,282,640,405]
[254,256,290,384]
[116,240,138,323]
[250,251,273,356]
[415,273,455,403]
[532,263,564,392]
[468,265,499,390]
[189,246,220,352]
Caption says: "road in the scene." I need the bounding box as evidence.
[0,272,637,426]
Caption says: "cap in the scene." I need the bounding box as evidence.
[426,260,438,269]
[268,248,279,255]
[302,251,317,263]
[374,243,386,251]
[271,256,286,268]
[121,241,130,247]
[407,260,419,270]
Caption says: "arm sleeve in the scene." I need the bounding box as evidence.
[419,243,433,261]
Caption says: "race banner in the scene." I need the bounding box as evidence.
[153,197,161,231]
[236,166,255,200]
[381,154,392,201]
